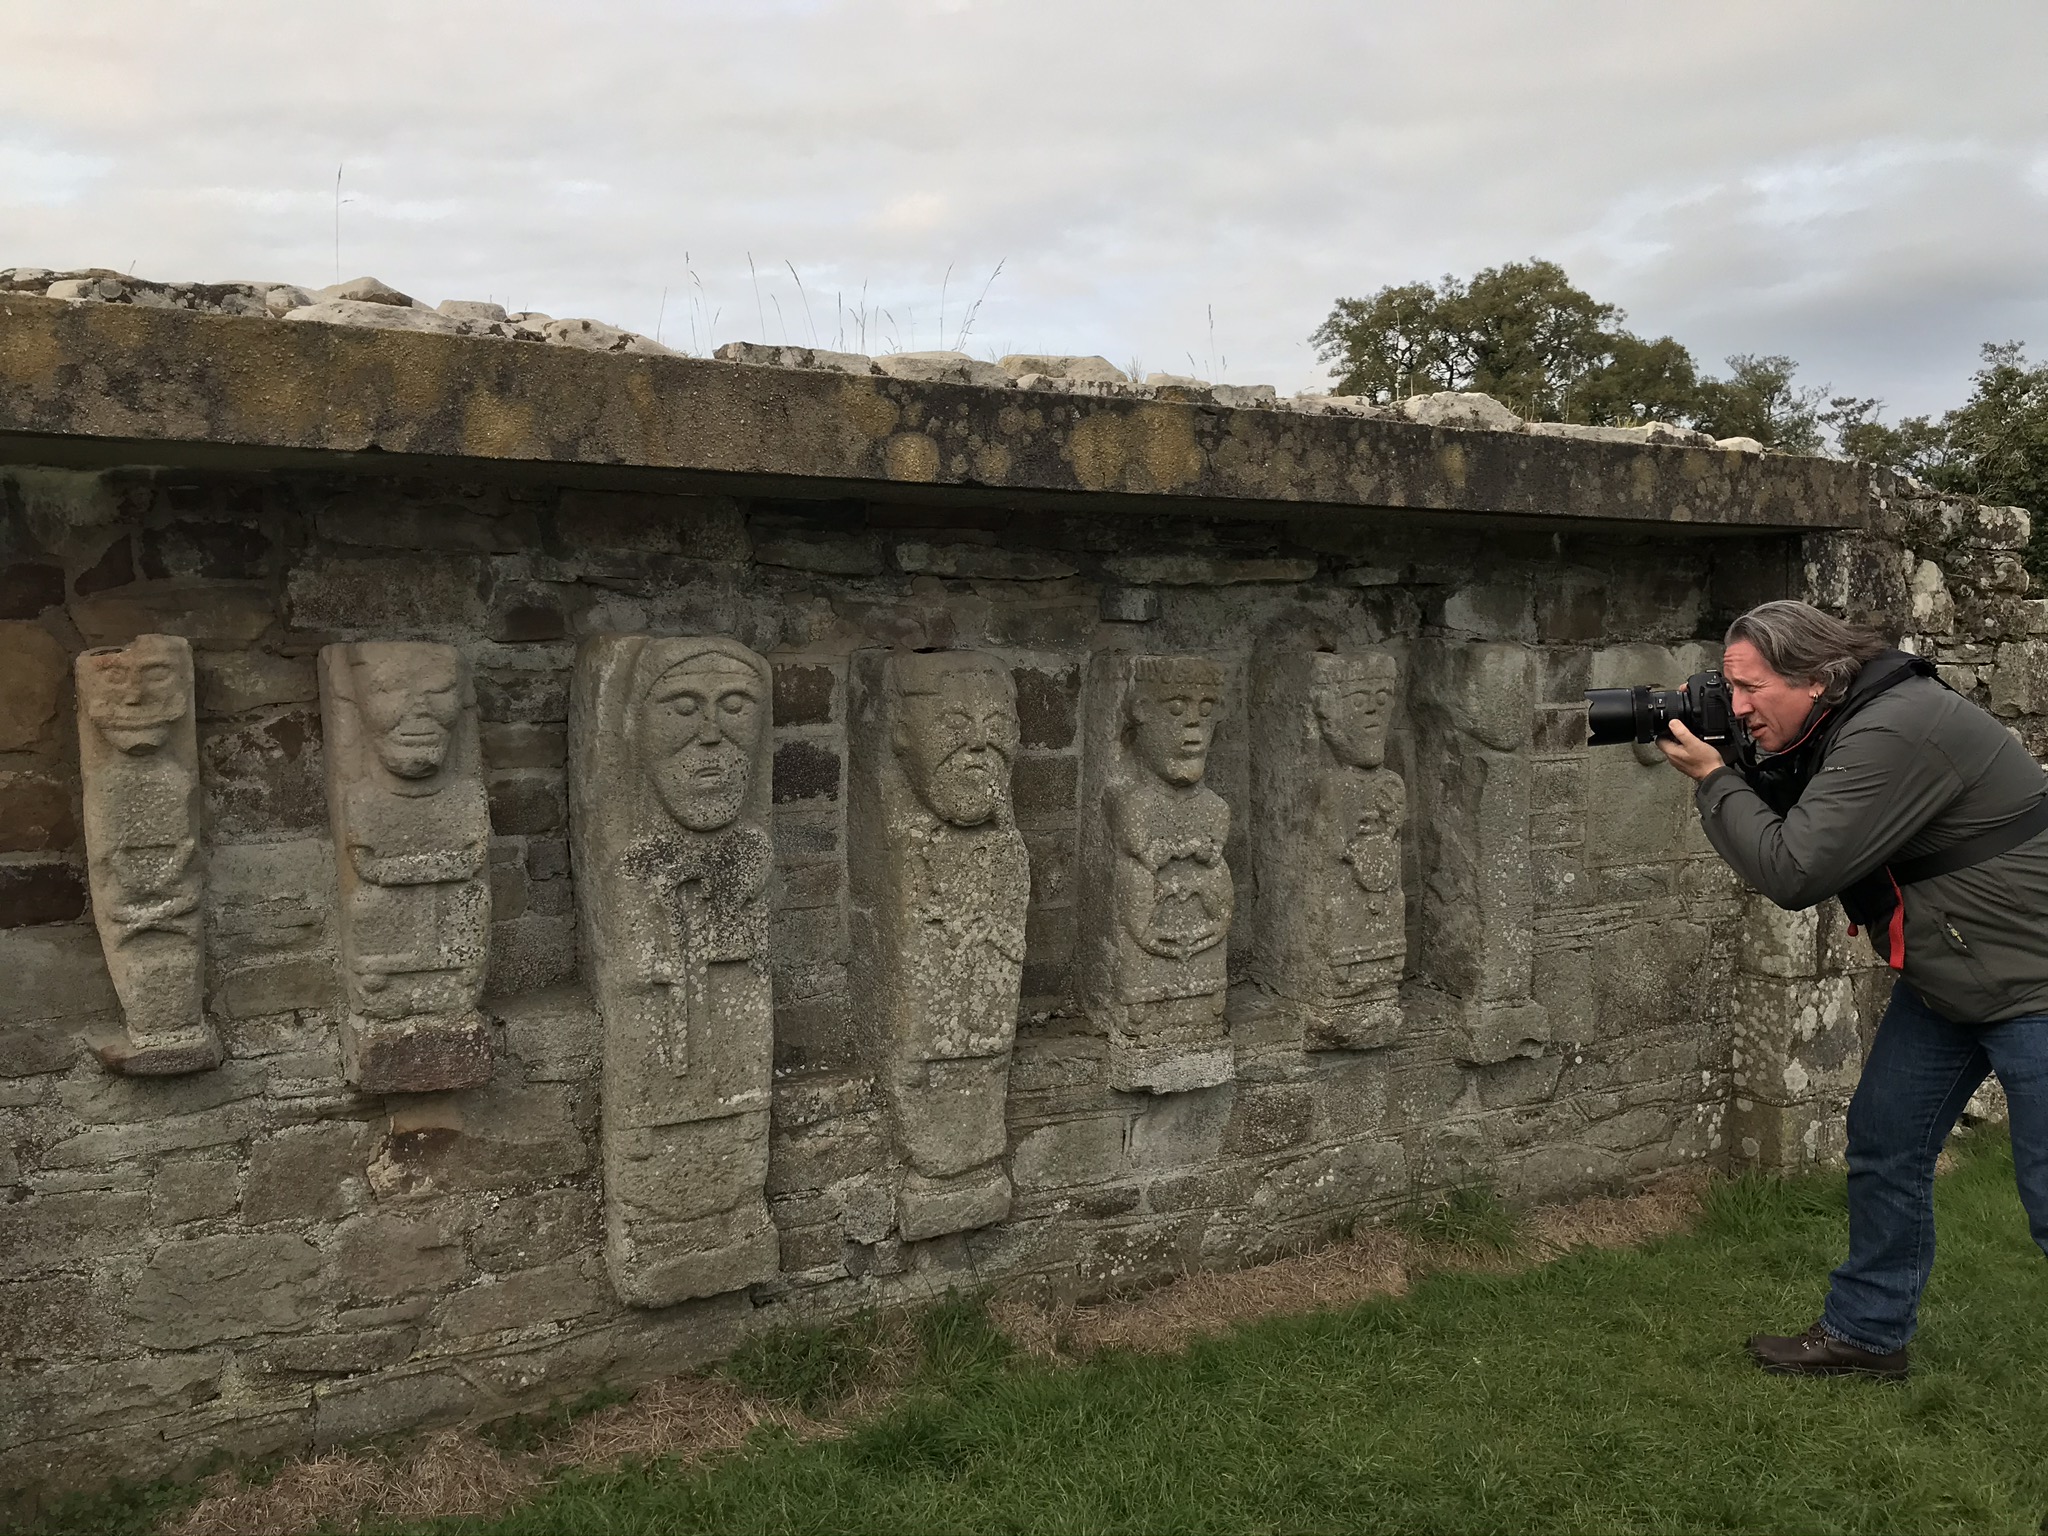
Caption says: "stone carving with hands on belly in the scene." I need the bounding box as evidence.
[851,650,1030,1241]
[76,633,222,1075]
[572,635,779,1306]
[1095,655,1234,1093]
[321,641,493,1093]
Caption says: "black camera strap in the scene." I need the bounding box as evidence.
[1889,795,2048,885]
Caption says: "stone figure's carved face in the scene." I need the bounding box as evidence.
[352,645,463,781]
[638,652,764,832]
[81,636,188,755]
[1129,672,1222,787]
[1311,656,1398,770]
[894,664,1018,827]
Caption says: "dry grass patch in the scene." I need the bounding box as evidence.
[166,1374,831,1536]
[993,1167,1712,1360]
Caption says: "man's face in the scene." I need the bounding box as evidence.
[638,654,764,832]
[353,646,461,781]
[1312,666,1397,770]
[1723,638,1825,752]
[1130,680,1220,786]
[896,670,1018,827]
[81,637,187,755]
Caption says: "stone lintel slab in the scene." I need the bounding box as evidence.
[0,296,1866,533]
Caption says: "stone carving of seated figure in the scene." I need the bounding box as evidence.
[320,641,494,1093]
[76,633,222,1075]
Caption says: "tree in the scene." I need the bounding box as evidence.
[1310,262,1825,448]
[1835,344,2048,580]
[1690,355,1827,454]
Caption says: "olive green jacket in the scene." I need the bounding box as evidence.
[1696,673,2048,1024]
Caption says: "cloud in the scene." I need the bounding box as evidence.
[2,0,2044,412]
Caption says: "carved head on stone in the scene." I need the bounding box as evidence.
[1310,651,1398,770]
[631,639,768,832]
[890,652,1019,828]
[343,642,466,783]
[78,634,190,755]
[1127,656,1224,787]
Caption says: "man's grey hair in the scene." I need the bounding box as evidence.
[1724,601,1889,706]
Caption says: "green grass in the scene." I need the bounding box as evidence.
[426,1130,2048,1536]
[1398,1181,1521,1253]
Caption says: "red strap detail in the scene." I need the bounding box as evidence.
[1885,869,1907,971]
[1846,923,1860,937]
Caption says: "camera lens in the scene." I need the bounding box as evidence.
[1585,688,1643,746]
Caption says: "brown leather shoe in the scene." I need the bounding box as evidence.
[1747,1322,1908,1379]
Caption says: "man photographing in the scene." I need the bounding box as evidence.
[1658,599,2048,1379]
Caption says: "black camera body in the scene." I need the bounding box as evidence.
[1585,672,1736,747]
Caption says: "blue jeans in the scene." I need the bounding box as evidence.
[1821,979,2048,1353]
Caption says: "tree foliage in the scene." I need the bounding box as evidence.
[1830,343,2048,579]
[1310,260,1825,450]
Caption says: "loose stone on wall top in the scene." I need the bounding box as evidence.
[75,633,222,1075]
[849,649,1031,1240]
[319,641,493,1094]
[571,634,780,1306]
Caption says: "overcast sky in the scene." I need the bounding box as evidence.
[6,1,2045,417]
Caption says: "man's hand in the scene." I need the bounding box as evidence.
[1658,719,1728,781]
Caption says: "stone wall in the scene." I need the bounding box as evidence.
[0,301,2000,1502]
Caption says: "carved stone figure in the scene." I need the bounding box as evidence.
[571,634,779,1305]
[1414,640,1547,1063]
[319,642,493,1093]
[850,651,1030,1240]
[1079,655,1234,1093]
[1251,649,1407,1050]
[75,633,221,1075]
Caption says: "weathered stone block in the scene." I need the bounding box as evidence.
[1010,1115,1125,1190]
[770,738,841,806]
[433,1258,608,1337]
[150,1156,241,1224]
[0,860,87,928]
[571,635,779,1305]
[245,1122,370,1225]
[772,663,835,726]
[75,634,221,1074]
[1077,655,1234,1093]
[0,923,117,1031]
[0,620,67,752]
[1732,973,1863,1105]
[849,650,1029,1238]
[41,1100,260,1169]
[320,642,494,1092]
[195,650,318,717]
[0,1276,116,1360]
[364,1078,588,1198]
[128,1233,324,1347]
[0,769,78,854]
[334,1210,466,1299]
[58,1058,262,1123]
[255,1326,417,1377]
[0,1190,150,1278]
[471,1188,600,1270]
[311,1370,479,1451]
